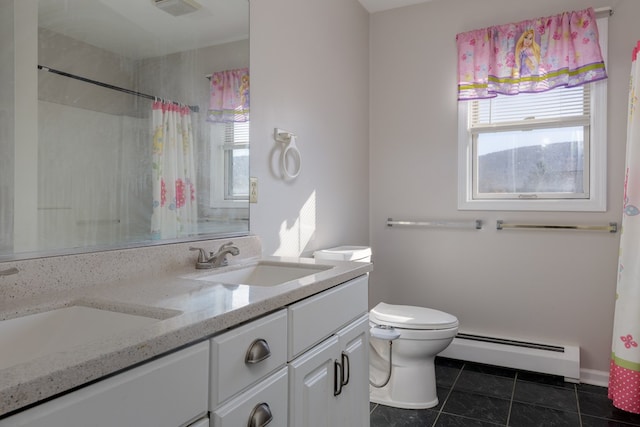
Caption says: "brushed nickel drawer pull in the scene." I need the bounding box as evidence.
[247,402,273,427]
[245,338,271,364]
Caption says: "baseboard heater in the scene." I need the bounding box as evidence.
[438,333,580,383]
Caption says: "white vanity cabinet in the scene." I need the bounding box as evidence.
[0,341,210,427]
[288,275,370,427]
[0,272,371,427]
[210,274,370,427]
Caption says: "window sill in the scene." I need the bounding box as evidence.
[457,197,606,212]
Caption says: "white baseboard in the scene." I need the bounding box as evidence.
[438,334,610,387]
[580,369,609,387]
[439,335,580,382]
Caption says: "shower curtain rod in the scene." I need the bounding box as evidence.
[37,65,199,113]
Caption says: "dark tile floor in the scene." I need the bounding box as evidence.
[370,357,640,427]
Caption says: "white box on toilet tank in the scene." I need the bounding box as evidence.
[313,246,371,262]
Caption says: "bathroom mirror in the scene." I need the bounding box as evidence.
[0,0,250,261]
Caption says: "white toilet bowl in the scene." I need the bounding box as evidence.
[369,302,458,409]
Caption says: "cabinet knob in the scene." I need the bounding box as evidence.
[245,338,271,364]
[247,402,273,427]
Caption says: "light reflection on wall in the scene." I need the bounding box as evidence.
[274,191,316,257]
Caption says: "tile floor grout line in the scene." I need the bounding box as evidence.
[505,371,518,426]
[431,362,466,427]
[574,384,583,427]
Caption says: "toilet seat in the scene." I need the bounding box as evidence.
[370,302,458,330]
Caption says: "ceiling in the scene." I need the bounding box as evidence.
[38,0,249,60]
[358,0,433,13]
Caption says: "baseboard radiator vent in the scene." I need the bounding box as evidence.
[438,333,580,383]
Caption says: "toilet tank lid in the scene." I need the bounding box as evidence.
[370,302,459,330]
[314,246,371,261]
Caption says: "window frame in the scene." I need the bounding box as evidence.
[209,121,250,208]
[223,140,249,201]
[457,17,608,212]
[471,113,591,201]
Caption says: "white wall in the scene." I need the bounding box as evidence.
[369,0,640,373]
[249,0,370,257]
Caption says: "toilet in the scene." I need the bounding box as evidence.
[369,302,458,409]
[314,245,459,410]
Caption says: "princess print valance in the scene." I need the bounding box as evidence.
[456,7,607,100]
[207,68,250,123]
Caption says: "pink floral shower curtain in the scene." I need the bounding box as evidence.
[456,7,607,100]
[207,68,249,123]
[151,101,197,239]
[609,41,640,414]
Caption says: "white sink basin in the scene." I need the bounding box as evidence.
[195,261,333,286]
[0,306,160,370]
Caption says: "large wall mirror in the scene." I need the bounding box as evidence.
[0,0,250,261]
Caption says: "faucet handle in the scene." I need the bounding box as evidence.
[190,247,216,269]
[189,247,209,263]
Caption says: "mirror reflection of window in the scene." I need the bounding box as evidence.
[224,121,250,201]
[209,121,249,204]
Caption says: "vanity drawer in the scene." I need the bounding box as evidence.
[211,367,288,427]
[288,275,368,359]
[210,309,287,406]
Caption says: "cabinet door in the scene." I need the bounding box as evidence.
[288,335,339,427]
[334,314,370,427]
[0,342,209,427]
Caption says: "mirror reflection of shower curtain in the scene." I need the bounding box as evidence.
[150,101,197,239]
[609,41,640,414]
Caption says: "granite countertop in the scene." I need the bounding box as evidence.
[0,256,372,418]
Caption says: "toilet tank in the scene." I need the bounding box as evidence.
[314,246,371,263]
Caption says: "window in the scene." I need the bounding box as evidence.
[458,18,608,212]
[209,121,249,206]
[223,121,249,200]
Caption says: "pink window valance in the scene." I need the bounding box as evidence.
[456,7,607,100]
[207,68,250,123]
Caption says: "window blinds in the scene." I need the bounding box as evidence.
[471,85,590,127]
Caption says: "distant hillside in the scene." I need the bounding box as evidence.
[478,141,584,194]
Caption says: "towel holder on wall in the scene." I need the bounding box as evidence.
[274,128,301,179]
[387,218,483,230]
[496,220,618,233]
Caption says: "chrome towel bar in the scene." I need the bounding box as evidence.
[496,220,618,233]
[387,218,482,230]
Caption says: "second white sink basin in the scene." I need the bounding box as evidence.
[195,261,333,286]
[0,306,161,371]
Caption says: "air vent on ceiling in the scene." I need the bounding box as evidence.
[154,0,201,16]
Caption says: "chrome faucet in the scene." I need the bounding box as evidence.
[190,242,240,269]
